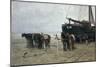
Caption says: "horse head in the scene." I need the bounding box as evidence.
[22,33,26,37]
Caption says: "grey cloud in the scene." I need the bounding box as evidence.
[11,1,95,34]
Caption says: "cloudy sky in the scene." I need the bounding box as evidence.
[11,1,95,35]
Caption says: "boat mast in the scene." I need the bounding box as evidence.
[89,6,95,26]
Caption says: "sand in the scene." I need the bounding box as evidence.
[10,34,96,66]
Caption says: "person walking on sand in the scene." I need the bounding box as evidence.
[61,32,69,51]
[70,33,76,50]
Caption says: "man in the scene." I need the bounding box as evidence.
[61,32,70,51]
[70,33,76,50]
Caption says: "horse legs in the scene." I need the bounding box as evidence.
[69,40,72,51]
[26,39,34,48]
[63,41,67,51]
[38,42,42,49]
[66,40,70,50]
[43,41,46,49]
[47,39,50,48]
[32,40,36,48]
[44,40,49,48]
[85,39,88,45]
[72,40,75,50]
[48,43,50,48]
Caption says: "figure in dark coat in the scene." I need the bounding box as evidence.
[61,32,70,51]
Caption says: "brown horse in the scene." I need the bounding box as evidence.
[41,33,51,49]
[61,32,75,51]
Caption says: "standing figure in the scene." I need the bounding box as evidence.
[70,34,76,50]
[61,32,69,51]
[84,34,88,45]
[55,34,60,55]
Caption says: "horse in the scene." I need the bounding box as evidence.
[22,33,43,49]
[33,33,43,49]
[22,33,50,49]
[22,33,34,48]
[41,33,51,49]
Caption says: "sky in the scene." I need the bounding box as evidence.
[11,1,95,35]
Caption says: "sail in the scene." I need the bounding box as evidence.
[89,6,96,26]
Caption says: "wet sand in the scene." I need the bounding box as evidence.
[11,37,96,66]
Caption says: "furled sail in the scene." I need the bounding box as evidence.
[89,6,95,26]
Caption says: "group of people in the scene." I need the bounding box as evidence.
[61,32,75,51]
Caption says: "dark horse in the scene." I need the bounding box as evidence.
[33,33,43,49]
[22,33,43,49]
[22,33,51,49]
[22,33,34,48]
